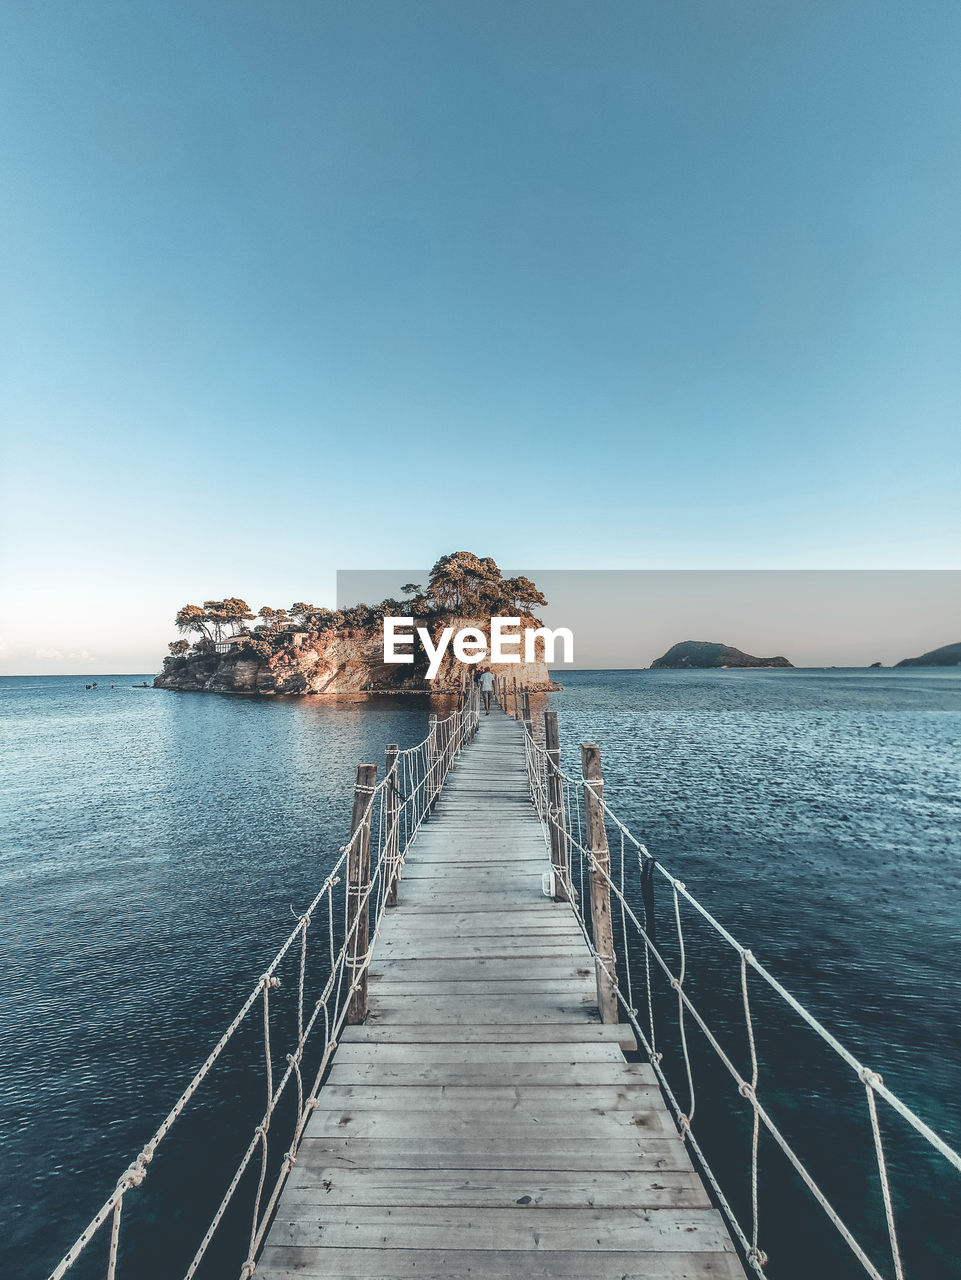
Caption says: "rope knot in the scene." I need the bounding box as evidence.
[651,1051,663,1065]
[677,1114,692,1138]
[742,948,755,963]
[675,880,686,892]
[240,1263,256,1279]
[739,1082,756,1101]
[262,974,280,991]
[860,1067,883,1088]
[117,1151,151,1192]
[747,1246,769,1267]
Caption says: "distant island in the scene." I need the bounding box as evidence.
[651,641,793,670]
[154,552,559,695]
[895,641,961,668]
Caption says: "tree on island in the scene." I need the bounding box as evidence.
[164,554,549,667]
[175,599,256,648]
[175,604,213,644]
[210,598,256,636]
[290,603,344,632]
[424,553,547,617]
[497,575,547,614]
[428,552,501,613]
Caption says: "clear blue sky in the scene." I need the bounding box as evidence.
[1,1,959,671]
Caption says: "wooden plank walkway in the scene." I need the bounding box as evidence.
[258,708,746,1279]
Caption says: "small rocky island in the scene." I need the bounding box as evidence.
[894,641,961,667]
[651,640,793,669]
[154,552,559,695]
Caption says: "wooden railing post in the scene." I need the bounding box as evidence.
[581,743,619,1023]
[438,712,451,781]
[385,744,400,908]
[544,711,570,902]
[512,678,519,719]
[521,690,532,736]
[427,713,439,806]
[347,762,377,1024]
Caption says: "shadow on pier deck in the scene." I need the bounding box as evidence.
[258,708,745,1279]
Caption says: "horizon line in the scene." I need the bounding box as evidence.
[2,664,956,680]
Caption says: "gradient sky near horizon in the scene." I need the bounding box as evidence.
[2,1,960,673]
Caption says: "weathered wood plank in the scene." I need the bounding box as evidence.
[339,1022,637,1046]
[376,920,571,936]
[401,859,547,873]
[373,948,584,962]
[391,894,560,913]
[367,995,605,1023]
[369,979,595,997]
[302,1109,679,1139]
[368,959,593,981]
[263,1205,734,1252]
[374,928,582,943]
[328,1042,631,1065]
[324,1062,655,1087]
[403,850,547,860]
[281,1165,711,1209]
[373,936,583,950]
[311,1083,664,1111]
[257,1248,746,1279]
[375,926,581,940]
[294,1136,695,1172]
[397,881,551,897]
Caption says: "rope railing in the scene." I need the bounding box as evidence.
[521,716,961,1280]
[47,686,480,1280]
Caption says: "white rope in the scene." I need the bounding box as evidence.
[521,722,960,1280]
[47,687,482,1280]
[671,881,696,1139]
[740,951,766,1269]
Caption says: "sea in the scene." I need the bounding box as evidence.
[0,669,958,1280]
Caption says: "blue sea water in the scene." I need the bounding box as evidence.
[0,670,958,1279]
[551,669,961,1280]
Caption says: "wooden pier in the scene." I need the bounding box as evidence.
[257,707,745,1279]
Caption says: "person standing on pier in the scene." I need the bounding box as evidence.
[480,666,495,714]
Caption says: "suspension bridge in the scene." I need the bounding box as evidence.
[47,686,961,1280]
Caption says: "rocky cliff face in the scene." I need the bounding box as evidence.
[650,640,793,669]
[155,629,383,694]
[154,620,559,694]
